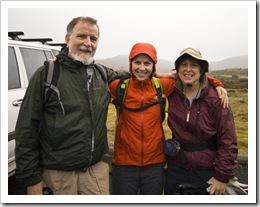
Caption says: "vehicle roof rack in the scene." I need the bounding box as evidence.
[9,31,52,44]
[48,43,67,48]
[8,31,24,40]
[9,31,66,46]
[21,38,53,44]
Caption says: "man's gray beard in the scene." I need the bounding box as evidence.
[70,52,93,65]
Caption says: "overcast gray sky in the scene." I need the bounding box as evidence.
[5,1,254,63]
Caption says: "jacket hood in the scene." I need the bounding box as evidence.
[128,43,158,77]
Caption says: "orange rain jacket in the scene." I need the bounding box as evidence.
[109,77,176,166]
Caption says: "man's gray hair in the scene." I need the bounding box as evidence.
[66,16,100,37]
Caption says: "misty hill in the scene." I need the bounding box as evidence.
[210,55,248,70]
[96,55,248,73]
[96,55,173,73]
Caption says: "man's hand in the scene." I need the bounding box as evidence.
[49,57,57,61]
[27,181,46,195]
[216,86,229,108]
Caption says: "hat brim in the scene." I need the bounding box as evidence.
[175,53,209,73]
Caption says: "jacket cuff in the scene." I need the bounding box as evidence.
[25,176,43,187]
[213,171,234,183]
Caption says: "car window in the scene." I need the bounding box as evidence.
[45,51,53,60]
[8,46,21,90]
[52,49,60,56]
[20,47,52,81]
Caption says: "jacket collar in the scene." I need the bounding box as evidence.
[174,76,209,98]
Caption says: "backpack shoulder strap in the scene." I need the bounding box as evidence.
[115,77,130,121]
[94,63,109,92]
[43,60,65,115]
[39,60,61,133]
[43,60,59,103]
[152,77,163,95]
[152,77,168,122]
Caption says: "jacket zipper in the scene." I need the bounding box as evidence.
[86,66,94,166]
[186,101,201,135]
[194,104,201,134]
[141,82,144,166]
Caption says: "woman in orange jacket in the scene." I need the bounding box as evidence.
[108,43,227,195]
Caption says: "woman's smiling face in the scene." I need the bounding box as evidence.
[131,54,154,81]
[178,58,202,85]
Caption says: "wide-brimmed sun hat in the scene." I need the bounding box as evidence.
[174,47,209,72]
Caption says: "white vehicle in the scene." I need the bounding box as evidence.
[8,32,63,180]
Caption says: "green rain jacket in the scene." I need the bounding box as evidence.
[15,50,127,186]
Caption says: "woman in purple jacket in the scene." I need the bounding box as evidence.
[164,47,238,195]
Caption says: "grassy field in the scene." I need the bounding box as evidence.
[106,89,248,155]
